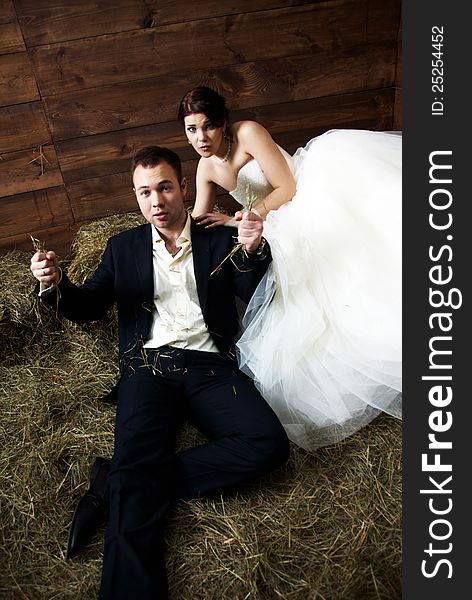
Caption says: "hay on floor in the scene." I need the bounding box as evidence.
[0,214,401,600]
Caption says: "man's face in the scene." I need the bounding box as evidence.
[133,161,187,233]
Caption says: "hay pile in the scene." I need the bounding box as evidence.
[0,215,401,600]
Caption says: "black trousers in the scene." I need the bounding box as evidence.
[98,347,290,600]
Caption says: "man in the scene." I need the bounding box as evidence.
[31,146,289,599]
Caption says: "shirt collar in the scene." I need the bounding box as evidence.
[151,213,191,246]
[177,213,192,245]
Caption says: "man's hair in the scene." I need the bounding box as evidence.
[131,146,183,182]
[177,86,229,127]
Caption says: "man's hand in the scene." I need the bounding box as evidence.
[30,251,60,290]
[235,210,263,254]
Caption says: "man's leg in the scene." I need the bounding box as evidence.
[174,351,290,499]
[72,349,289,592]
[99,359,184,600]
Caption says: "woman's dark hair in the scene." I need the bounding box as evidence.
[177,86,229,127]
[131,146,182,182]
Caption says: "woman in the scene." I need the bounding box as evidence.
[178,86,402,451]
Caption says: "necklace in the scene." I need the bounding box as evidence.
[220,137,232,163]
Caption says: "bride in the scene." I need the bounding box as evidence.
[178,86,402,451]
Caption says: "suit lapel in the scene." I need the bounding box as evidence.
[191,218,210,315]
[132,224,154,305]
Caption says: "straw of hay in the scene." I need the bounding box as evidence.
[0,251,65,368]
[0,213,401,600]
[67,213,146,284]
[0,251,38,325]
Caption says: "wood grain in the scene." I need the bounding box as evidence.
[56,87,394,185]
[0,0,401,254]
[14,0,325,45]
[0,0,16,23]
[44,41,396,141]
[0,145,63,197]
[0,186,74,239]
[66,159,237,222]
[151,0,324,26]
[29,1,390,95]
[63,87,393,223]
[15,0,159,47]
[243,89,395,147]
[0,53,39,107]
[67,171,136,221]
[0,223,80,255]
[0,22,25,54]
[67,161,195,221]
[56,120,189,184]
[0,102,51,154]
[367,0,401,42]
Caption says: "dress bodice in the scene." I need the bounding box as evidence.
[229,146,294,207]
[229,160,272,207]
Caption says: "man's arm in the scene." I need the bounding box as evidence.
[235,209,263,254]
[231,210,272,304]
[31,241,116,324]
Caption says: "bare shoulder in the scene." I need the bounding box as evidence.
[233,120,270,142]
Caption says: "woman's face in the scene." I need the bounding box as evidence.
[183,113,225,159]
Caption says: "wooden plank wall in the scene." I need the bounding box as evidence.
[0,0,402,255]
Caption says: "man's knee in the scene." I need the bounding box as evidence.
[267,424,290,466]
[247,422,290,473]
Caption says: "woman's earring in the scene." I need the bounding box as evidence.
[188,140,192,144]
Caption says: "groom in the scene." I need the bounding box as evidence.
[30,146,289,599]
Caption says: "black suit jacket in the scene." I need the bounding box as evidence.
[41,219,271,371]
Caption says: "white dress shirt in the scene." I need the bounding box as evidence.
[144,216,219,352]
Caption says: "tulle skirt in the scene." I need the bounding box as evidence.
[236,130,402,451]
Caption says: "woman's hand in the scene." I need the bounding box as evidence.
[194,212,237,228]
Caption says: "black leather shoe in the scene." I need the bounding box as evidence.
[66,457,110,559]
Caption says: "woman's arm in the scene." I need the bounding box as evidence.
[192,159,217,216]
[192,159,235,227]
[237,121,296,218]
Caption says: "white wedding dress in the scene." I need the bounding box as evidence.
[232,130,402,451]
